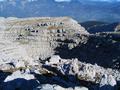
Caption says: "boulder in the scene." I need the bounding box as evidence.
[46,55,61,65]
[100,74,117,90]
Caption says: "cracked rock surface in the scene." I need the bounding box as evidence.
[0,17,120,90]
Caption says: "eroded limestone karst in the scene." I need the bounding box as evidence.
[0,17,88,62]
[0,17,120,90]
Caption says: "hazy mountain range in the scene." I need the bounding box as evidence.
[0,0,120,22]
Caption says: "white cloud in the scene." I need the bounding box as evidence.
[54,0,120,3]
[54,0,72,2]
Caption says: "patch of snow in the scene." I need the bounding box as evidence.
[74,87,88,90]
[41,84,88,90]
[3,70,40,90]
[46,55,61,65]
[4,70,35,82]
[41,84,54,90]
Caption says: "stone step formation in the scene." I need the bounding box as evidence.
[0,17,88,61]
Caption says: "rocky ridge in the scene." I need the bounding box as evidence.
[0,17,120,90]
[81,21,120,34]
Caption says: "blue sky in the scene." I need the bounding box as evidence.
[55,0,120,2]
[0,0,120,2]
[55,0,71,2]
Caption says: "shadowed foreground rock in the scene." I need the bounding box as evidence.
[1,55,119,90]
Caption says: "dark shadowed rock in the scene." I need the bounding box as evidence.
[81,22,120,33]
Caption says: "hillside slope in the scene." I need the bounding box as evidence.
[0,17,120,90]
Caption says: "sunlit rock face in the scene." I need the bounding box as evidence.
[0,17,89,74]
[115,24,120,32]
[0,17,120,90]
[44,56,120,83]
[1,55,119,90]
[0,17,88,69]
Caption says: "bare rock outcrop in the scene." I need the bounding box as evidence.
[0,17,120,90]
[1,55,119,90]
[115,24,120,32]
[0,17,88,64]
[43,55,119,90]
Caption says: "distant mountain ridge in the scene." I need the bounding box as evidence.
[0,0,120,22]
[81,21,120,33]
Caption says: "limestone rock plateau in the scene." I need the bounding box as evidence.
[0,17,120,90]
